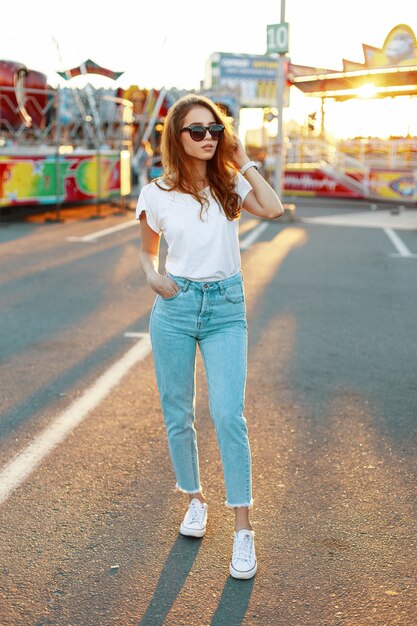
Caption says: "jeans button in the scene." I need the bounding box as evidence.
[203,284,209,289]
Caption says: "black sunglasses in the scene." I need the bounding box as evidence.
[180,124,225,142]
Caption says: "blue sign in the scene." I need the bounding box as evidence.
[219,54,278,81]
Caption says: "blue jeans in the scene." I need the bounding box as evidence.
[149,271,253,508]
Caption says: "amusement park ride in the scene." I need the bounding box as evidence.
[0,23,416,216]
[0,58,135,216]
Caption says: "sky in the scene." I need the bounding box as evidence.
[2,0,416,138]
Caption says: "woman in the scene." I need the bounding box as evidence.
[137,94,283,579]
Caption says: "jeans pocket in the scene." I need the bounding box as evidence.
[224,283,244,304]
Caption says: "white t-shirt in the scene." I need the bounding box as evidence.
[136,173,252,281]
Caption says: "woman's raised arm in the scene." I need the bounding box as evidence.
[233,135,284,220]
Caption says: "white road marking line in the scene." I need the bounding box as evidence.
[301,211,417,231]
[0,334,152,506]
[240,221,270,251]
[66,220,137,243]
[124,332,149,339]
[384,228,417,259]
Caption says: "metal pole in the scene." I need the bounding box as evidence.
[275,0,286,198]
[55,88,62,222]
[320,97,326,161]
[320,97,325,139]
[96,148,101,217]
[133,88,166,183]
[80,61,103,148]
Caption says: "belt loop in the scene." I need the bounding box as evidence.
[183,279,190,292]
[218,281,225,295]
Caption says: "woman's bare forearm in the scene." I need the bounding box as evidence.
[140,250,159,282]
[139,250,179,298]
[233,135,284,219]
[243,167,284,218]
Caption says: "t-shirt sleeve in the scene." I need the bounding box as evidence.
[235,172,253,204]
[135,186,160,234]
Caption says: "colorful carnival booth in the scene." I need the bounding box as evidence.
[285,24,417,203]
[0,59,132,214]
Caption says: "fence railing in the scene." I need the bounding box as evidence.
[284,137,417,171]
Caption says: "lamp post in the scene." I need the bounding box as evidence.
[275,0,287,199]
[267,2,289,199]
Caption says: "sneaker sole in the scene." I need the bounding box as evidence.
[179,524,206,538]
[229,561,257,579]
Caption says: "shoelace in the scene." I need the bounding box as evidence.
[188,501,205,524]
[234,533,253,562]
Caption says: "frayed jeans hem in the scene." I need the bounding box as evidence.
[225,498,254,509]
[175,482,202,495]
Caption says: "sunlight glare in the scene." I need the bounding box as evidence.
[356,84,377,99]
[243,228,309,320]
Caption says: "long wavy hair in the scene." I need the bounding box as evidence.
[157,94,241,220]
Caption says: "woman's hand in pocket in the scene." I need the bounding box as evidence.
[147,272,180,298]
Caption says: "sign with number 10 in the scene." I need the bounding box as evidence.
[267,23,289,54]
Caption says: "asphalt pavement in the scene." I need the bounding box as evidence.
[0,200,416,625]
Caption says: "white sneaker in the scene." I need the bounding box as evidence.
[230,529,257,579]
[179,498,208,538]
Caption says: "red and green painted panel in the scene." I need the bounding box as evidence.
[0,152,122,206]
[283,167,417,201]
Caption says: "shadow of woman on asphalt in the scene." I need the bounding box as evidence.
[138,534,202,626]
[210,576,255,626]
